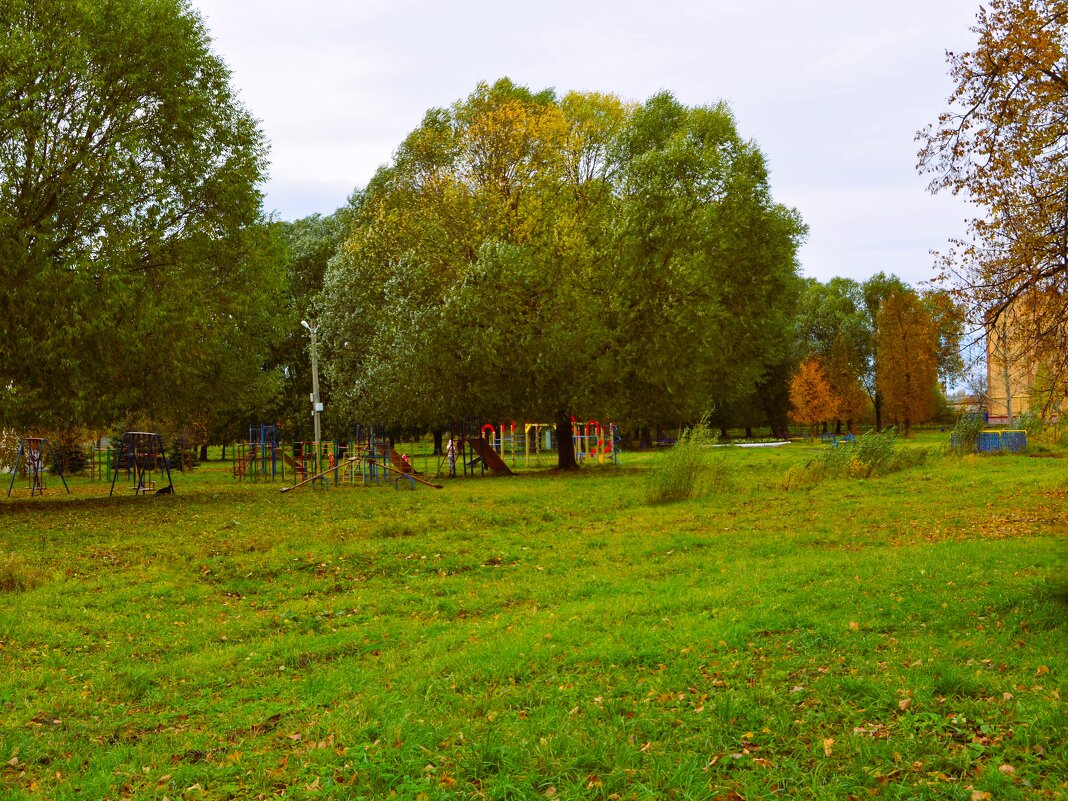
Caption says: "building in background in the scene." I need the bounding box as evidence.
[985,295,1066,424]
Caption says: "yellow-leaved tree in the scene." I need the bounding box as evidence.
[918,0,1068,407]
[876,289,939,436]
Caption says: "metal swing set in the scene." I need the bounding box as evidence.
[5,437,70,497]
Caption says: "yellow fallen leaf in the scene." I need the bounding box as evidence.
[971,791,991,801]
[1036,665,1050,677]
[823,737,834,756]
[898,698,912,711]
[999,764,1015,775]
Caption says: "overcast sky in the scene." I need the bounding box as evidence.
[193,1,982,286]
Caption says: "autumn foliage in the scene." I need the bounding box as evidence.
[918,0,1068,392]
[875,289,939,436]
[789,358,839,432]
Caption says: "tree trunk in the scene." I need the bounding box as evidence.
[745,426,753,438]
[835,419,843,435]
[432,429,444,457]
[874,392,883,432]
[719,426,728,439]
[555,410,578,470]
[200,444,208,462]
[1001,334,1014,427]
[221,441,227,461]
[763,400,789,439]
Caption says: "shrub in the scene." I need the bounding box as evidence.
[950,412,985,455]
[1015,409,1044,438]
[783,428,928,488]
[645,418,721,504]
[0,429,18,473]
[849,427,899,477]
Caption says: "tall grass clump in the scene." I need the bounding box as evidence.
[644,418,721,504]
[0,552,44,593]
[783,428,928,488]
[950,412,985,454]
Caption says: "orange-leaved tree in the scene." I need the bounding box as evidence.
[789,358,840,435]
[875,288,939,436]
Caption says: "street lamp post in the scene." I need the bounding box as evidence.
[301,320,322,473]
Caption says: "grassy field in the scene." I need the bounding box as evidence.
[1,435,1065,800]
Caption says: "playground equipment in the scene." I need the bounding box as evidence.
[977,429,1027,454]
[6,437,70,497]
[234,424,284,482]
[522,423,555,466]
[950,428,1028,454]
[89,446,114,482]
[269,415,620,490]
[281,427,443,493]
[442,421,514,477]
[572,418,620,465]
[821,432,856,446]
[109,432,173,496]
[444,418,619,473]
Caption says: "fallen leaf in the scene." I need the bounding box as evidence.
[898,698,912,711]
[998,764,1015,775]
[849,621,859,631]
[1036,665,1050,677]
[971,792,991,801]
[823,738,834,756]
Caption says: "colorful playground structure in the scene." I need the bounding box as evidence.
[5,437,70,497]
[281,427,444,492]
[475,419,621,467]
[230,418,621,493]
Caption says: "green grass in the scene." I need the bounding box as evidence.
[1,435,1065,799]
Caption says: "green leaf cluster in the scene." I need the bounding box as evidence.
[0,0,278,430]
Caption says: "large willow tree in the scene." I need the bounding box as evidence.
[320,79,805,468]
[0,0,277,430]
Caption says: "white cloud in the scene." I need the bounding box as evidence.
[195,0,982,285]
